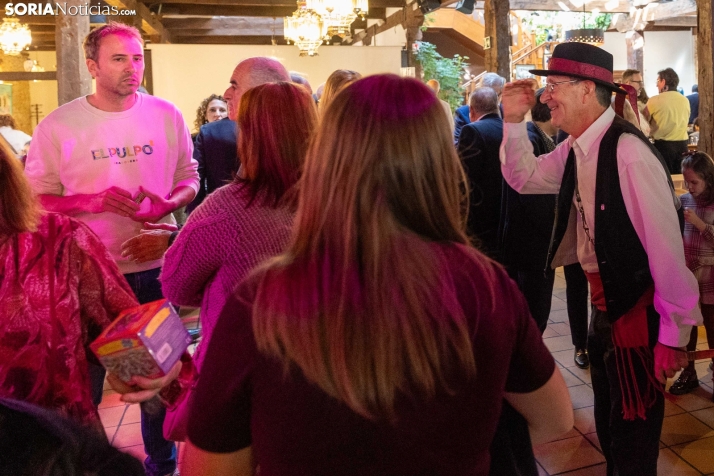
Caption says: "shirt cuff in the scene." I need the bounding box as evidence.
[174,178,200,196]
[503,119,528,139]
[658,313,695,348]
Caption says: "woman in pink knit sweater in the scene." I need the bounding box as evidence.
[161,82,317,368]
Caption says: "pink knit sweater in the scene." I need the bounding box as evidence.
[161,183,293,367]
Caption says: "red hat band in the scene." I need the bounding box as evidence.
[548,57,614,84]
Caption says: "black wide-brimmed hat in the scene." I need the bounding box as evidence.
[530,42,627,95]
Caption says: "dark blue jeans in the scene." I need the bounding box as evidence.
[124,267,177,476]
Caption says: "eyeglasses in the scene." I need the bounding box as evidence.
[545,79,580,93]
[630,80,643,84]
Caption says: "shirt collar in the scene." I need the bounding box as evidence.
[568,107,615,157]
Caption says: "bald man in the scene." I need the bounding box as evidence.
[188,57,291,212]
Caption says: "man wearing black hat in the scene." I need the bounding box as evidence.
[499,42,702,475]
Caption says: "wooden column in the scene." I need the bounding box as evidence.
[698,0,713,155]
[484,0,511,81]
[405,12,424,79]
[626,31,644,72]
[55,0,91,105]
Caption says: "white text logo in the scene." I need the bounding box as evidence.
[5,3,137,16]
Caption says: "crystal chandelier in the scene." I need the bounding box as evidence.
[284,1,327,56]
[0,18,32,56]
[305,0,369,38]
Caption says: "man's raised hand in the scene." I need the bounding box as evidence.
[502,79,538,124]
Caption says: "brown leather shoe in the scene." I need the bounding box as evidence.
[574,348,589,369]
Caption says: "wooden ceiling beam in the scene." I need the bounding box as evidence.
[170,27,282,36]
[163,17,283,30]
[614,0,696,31]
[156,5,385,17]
[467,0,636,12]
[141,0,404,6]
[348,1,422,44]
[652,15,696,28]
[156,5,296,16]
[104,0,170,41]
[171,35,289,44]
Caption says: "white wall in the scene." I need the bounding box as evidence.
[602,31,628,70]
[643,30,696,97]
[147,44,402,130]
[603,30,696,97]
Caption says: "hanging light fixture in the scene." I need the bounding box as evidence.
[305,0,368,38]
[0,18,32,56]
[284,1,328,56]
[564,3,605,46]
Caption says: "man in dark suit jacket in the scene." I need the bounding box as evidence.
[187,57,291,213]
[687,84,699,125]
[457,87,506,258]
[453,72,506,144]
[187,117,238,213]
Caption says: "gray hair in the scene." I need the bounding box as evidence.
[480,73,506,94]
[469,87,499,117]
[595,84,613,108]
[290,71,312,94]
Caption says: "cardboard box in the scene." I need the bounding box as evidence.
[91,299,191,382]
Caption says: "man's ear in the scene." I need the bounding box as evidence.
[86,58,97,79]
[582,80,596,103]
[469,107,477,122]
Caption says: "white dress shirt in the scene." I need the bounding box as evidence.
[499,106,702,347]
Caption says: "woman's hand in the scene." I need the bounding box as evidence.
[684,207,707,231]
[106,360,182,404]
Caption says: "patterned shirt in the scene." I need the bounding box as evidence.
[0,213,137,425]
[681,193,714,304]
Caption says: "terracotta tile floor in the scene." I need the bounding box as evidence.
[100,269,714,475]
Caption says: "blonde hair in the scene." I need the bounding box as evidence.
[318,69,361,115]
[252,74,478,420]
[193,94,226,133]
[0,140,39,236]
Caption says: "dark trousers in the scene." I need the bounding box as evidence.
[564,263,589,349]
[588,306,664,476]
[653,139,688,175]
[508,267,556,333]
[123,267,177,476]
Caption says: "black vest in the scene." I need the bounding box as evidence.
[546,115,678,321]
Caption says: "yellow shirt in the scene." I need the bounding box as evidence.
[647,91,690,141]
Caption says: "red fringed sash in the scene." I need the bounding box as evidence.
[585,272,663,421]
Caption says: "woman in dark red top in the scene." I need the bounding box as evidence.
[183,75,573,475]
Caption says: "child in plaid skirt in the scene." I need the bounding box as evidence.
[671,151,714,395]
